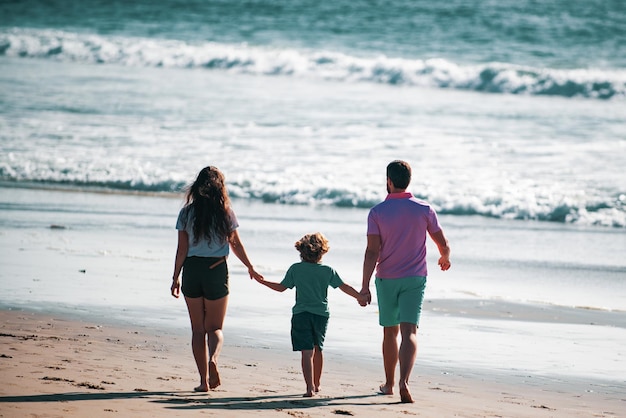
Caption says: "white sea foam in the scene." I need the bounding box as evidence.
[1,28,625,99]
[1,58,625,227]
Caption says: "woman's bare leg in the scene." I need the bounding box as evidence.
[204,295,229,389]
[184,296,208,391]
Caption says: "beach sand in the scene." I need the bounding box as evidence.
[1,309,622,418]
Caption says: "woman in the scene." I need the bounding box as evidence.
[171,166,263,392]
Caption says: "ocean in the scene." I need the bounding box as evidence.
[1,0,625,388]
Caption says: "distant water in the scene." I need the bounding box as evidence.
[1,0,626,227]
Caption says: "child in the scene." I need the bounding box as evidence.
[255,232,363,397]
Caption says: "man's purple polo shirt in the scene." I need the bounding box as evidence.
[367,192,442,279]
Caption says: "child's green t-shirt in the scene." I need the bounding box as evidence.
[280,262,344,317]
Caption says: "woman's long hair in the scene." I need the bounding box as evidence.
[184,166,232,245]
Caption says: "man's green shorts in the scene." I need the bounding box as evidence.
[375,276,427,327]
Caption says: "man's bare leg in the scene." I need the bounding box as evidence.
[398,322,418,403]
[380,325,399,395]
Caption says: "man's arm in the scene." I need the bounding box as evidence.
[429,229,451,271]
[360,234,381,305]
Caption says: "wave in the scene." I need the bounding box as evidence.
[1,28,624,100]
[2,176,624,228]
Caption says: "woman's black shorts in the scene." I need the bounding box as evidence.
[182,256,229,300]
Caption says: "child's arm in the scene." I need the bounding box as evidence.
[339,283,370,306]
[339,283,361,300]
[257,278,288,293]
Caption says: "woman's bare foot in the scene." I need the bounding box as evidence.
[208,361,221,389]
[194,384,209,392]
[378,384,393,395]
[303,384,317,397]
[399,386,414,403]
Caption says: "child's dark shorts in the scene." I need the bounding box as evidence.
[291,312,329,351]
[182,256,229,300]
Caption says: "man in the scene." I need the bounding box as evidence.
[360,160,451,403]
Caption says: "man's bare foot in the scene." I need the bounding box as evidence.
[378,384,393,395]
[208,361,221,389]
[314,386,320,393]
[194,384,208,392]
[399,386,414,403]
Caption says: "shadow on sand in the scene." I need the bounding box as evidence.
[0,390,402,411]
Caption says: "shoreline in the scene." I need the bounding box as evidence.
[2,180,625,231]
[1,308,624,417]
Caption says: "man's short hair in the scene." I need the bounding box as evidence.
[387,160,411,189]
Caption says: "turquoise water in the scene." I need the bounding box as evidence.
[1,0,625,226]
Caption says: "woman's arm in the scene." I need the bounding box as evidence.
[228,229,264,280]
[171,230,189,298]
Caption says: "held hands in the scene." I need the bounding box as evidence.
[358,288,371,307]
[248,266,264,282]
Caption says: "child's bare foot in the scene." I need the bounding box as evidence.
[208,361,221,389]
[194,384,209,392]
[399,386,414,403]
[378,384,393,395]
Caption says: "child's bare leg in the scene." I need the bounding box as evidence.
[300,349,315,397]
[380,325,399,395]
[313,346,323,392]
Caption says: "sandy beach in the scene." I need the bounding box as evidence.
[1,308,623,418]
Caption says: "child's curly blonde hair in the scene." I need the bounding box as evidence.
[295,232,329,263]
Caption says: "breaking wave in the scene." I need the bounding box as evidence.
[1,28,624,100]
